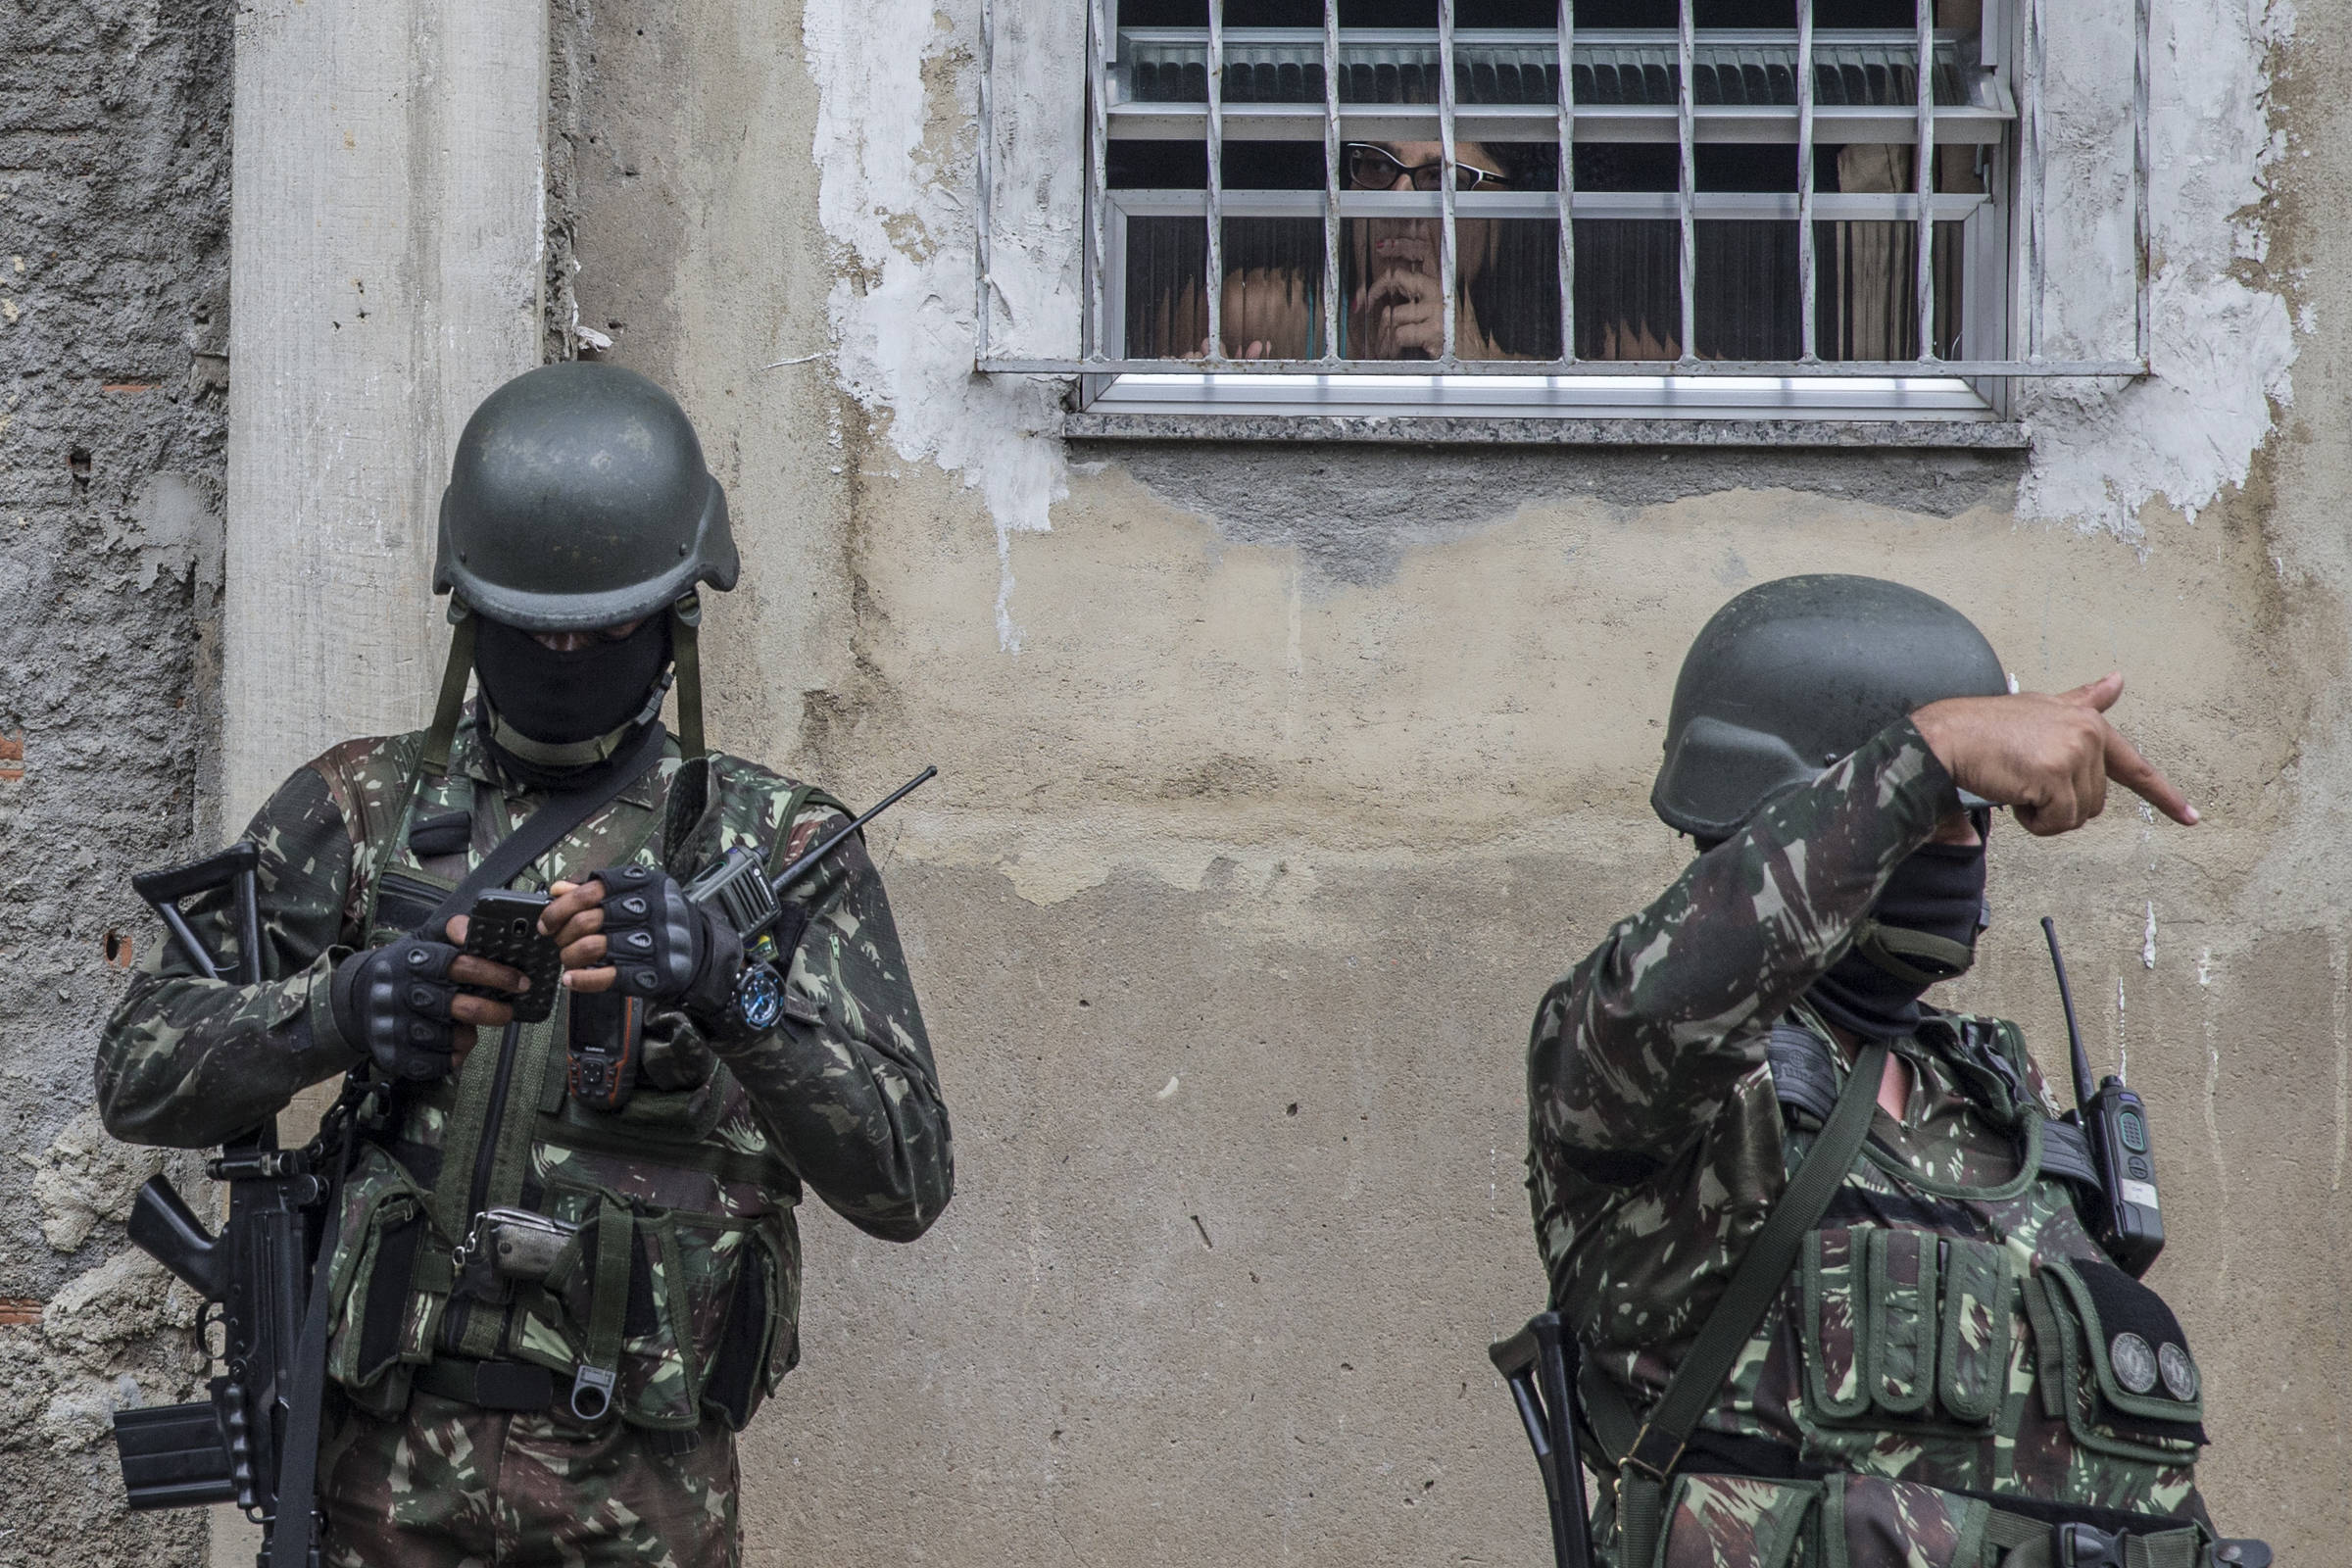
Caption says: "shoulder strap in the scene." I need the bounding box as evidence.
[1613,1039,1887,1568]
[416,720,670,936]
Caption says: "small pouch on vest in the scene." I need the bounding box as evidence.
[322,1152,438,1414]
[2028,1256,2206,1465]
[698,1228,778,1431]
[1864,1227,1938,1417]
[371,868,454,941]
[1936,1236,2012,1425]
[1654,1472,1821,1568]
[1802,1227,1873,1422]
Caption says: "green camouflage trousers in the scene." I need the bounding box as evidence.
[318,1392,739,1567]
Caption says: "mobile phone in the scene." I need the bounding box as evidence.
[459,889,561,1024]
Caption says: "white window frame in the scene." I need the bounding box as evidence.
[974,0,2150,424]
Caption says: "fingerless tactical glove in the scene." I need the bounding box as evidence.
[331,937,466,1082]
[590,864,740,1021]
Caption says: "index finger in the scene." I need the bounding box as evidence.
[539,880,609,936]
[2101,718,2199,826]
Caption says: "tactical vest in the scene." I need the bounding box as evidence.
[314,728,840,1438]
[1579,1011,2213,1568]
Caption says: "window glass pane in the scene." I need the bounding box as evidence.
[1225,0,1324,24]
[1812,0,1918,27]
[1224,219,1327,357]
[1571,0,1678,24]
[1694,0,1794,24]
[1456,219,1563,359]
[1124,217,1209,358]
[1457,0,1564,25]
[1811,218,1962,359]
[1576,143,1678,193]
[1572,220,1681,360]
[1343,214,1446,360]
[1338,0,1440,24]
[1694,222,1800,359]
[1107,141,1325,189]
[1696,143,1795,191]
[1118,0,1207,26]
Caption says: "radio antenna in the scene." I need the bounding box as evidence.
[2040,915,2096,1112]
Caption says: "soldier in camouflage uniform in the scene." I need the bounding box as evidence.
[98,363,952,1567]
[1526,577,2261,1568]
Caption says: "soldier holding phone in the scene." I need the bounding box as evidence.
[96,363,953,1568]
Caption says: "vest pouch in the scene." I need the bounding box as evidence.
[1864,1227,1938,1417]
[1823,1474,1994,1568]
[1650,1472,1819,1568]
[322,1150,446,1417]
[1802,1228,1873,1422]
[2025,1256,2206,1466]
[369,868,455,943]
[1936,1237,2012,1425]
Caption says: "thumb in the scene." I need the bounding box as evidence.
[2055,671,2126,712]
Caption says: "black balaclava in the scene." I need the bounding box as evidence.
[1805,826,1990,1042]
[472,613,671,787]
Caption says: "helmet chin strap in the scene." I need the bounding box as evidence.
[421,602,477,778]
[671,591,706,761]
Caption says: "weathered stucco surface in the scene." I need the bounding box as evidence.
[0,1,232,1562]
[552,0,2341,1562]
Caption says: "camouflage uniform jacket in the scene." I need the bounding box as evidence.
[1527,720,2209,1567]
[98,716,953,1433]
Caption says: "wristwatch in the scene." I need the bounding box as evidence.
[730,960,786,1032]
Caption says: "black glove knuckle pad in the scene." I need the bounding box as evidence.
[590,864,710,1006]
[337,936,464,1083]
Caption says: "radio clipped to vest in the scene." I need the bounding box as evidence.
[2042,917,2165,1278]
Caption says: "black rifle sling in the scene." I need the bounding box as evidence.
[1610,1039,1888,1568]
[269,722,670,1568]
[418,719,671,936]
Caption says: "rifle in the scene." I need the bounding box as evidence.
[109,843,341,1567]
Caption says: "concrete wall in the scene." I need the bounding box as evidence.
[554,0,2338,1564]
[1,0,2337,1565]
[0,2,233,1563]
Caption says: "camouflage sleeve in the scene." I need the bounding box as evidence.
[1529,718,1960,1162]
[96,763,366,1148]
[713,825,953,1243]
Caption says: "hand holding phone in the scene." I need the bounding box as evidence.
[459,890,563,1024]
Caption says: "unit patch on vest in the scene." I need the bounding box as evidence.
[2110,1332,2159,1395]
[2159,1342,2199,1401]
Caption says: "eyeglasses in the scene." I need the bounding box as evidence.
[1342,142,1509,192]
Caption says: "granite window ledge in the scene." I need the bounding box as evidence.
[1060,411,2032,449]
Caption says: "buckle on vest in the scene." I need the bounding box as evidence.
[1620,1422,1686,1484]
[569,1364,617,1422]
[2057,1523,2126,1568]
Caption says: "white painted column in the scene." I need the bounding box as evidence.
[223,0,547,826]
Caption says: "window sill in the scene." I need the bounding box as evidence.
[1063,372,2031,448]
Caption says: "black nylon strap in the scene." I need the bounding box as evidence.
[418,720,669,937]
[1615,1040,1887,1568]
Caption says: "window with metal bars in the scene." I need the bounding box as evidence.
[975,0,2152,422]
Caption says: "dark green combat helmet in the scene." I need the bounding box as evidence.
[1651,574,2006,839]
[422,363,737,767]
[434,362,737,630]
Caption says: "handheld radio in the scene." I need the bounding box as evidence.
[2040,916,2164,1277]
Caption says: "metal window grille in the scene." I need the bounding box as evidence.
[976,0,2150,402]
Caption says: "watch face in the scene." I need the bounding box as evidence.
[734,963,785,1031]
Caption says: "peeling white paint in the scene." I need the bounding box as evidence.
[2018,0,2299,539]
[803,0,1075,653]
[2142,901,2157,969]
